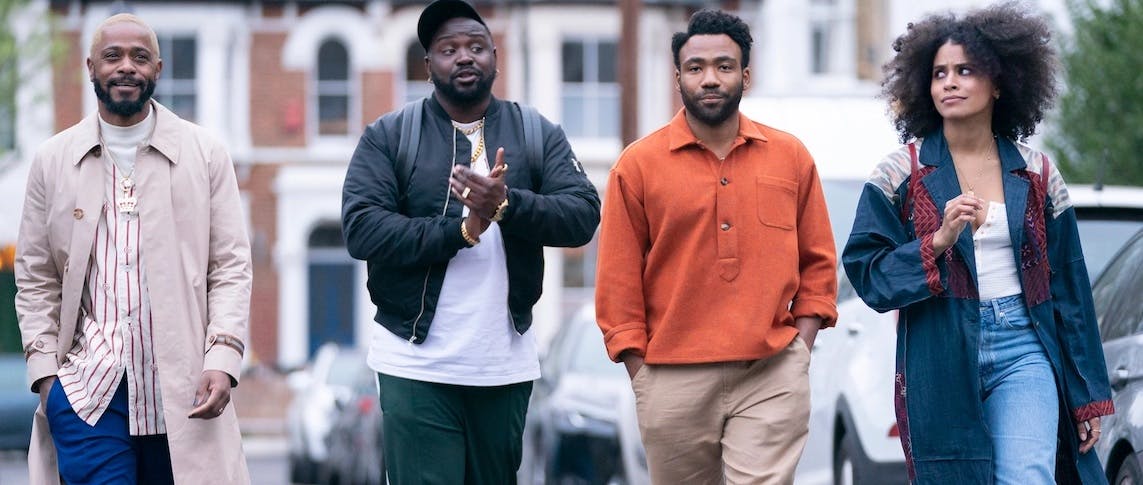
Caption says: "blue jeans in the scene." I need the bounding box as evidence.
[978,295,1057,485]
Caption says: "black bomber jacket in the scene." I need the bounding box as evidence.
[341,95,601,343]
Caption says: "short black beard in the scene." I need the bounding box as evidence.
[92,78,156,118]
[431,67,496,107]
[681,86,743,127]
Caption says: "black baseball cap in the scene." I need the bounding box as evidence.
[417,0,487,50]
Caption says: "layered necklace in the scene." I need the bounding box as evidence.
[952,144,998,197]
[455,118,486,168]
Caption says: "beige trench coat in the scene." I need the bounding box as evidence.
[14,102,252,484]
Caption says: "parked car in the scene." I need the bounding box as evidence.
[0,354,37,451]
[520,304,647,485]
[796,183,1143,485]
[321,358,385,485]
[287,343,364,484]
[1093,228,1143,484]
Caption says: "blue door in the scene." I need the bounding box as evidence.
[307,225,356,357]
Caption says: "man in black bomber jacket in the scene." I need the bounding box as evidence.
[339,1,600,483]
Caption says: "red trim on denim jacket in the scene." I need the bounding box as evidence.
[1074,400,1115,422]
[920,233,944,295]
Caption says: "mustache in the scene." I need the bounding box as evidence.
[451,67,483,80]
[106,76,144,87]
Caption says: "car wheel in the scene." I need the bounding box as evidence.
[1115,456,1143,485]
[833,431,866,485]
[290,456,319,484]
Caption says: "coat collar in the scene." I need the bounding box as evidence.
[917,130,1033,286]
[68,100,184,166]
[667,109,768,152]
[917,129,1026,172]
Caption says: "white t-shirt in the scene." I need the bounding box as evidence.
[367,119,541,386]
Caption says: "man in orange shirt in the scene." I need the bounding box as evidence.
[595,9,838,484]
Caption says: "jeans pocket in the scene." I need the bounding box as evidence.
[998,305,1032,329]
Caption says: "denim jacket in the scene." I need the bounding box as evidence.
[842,132,1113,484]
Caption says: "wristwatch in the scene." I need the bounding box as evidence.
[490,195,510,222]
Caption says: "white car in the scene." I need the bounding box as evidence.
[796,183,1143,485]
[286,343,362,484]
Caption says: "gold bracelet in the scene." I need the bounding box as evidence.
[461,221,480,246]
[490,196,510,222]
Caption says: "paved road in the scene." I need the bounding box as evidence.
[0,438,290,485]
[3,444,833,485]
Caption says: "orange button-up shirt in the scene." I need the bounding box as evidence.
[596,110,838,364]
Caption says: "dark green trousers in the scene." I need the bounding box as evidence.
[378,373,533,485]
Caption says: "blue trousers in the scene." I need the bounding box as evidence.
[45,375,174,485]
[978,295,1058,485]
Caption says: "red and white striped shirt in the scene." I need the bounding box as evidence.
[56,114,165,435]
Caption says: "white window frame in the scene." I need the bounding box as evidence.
[154,33,198,122]
[560,37,619,140]
[402,40,433,104]
[312,37,354,139]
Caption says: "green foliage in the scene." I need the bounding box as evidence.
[1048,0,1143,186]
[0,0,22,154]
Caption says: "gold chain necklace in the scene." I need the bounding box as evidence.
[952,148,996,197]
[99,136,140,214]
[455,118,485,166]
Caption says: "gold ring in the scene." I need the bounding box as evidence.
[461,187,471,199]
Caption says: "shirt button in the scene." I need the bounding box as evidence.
[35,340,45,349]
[720,223,731,231]
[720,177,729,186]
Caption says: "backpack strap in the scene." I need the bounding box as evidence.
[395,99,424,194]
[519,104,542,168]
[901,142,919,224]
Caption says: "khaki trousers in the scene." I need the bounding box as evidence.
[632,337,811,485]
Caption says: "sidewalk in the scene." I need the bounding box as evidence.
[234,365,292,439]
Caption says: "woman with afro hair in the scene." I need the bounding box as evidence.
[842,2,1114,483]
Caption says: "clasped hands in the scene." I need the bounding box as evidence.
[449,147,508,242]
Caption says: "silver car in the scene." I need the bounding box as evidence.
[1093,227,1143,484]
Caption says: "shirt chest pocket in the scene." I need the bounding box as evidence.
[756,176,797,230]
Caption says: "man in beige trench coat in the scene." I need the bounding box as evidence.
[15,13,251,484]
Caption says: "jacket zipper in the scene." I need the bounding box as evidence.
[409,128,459,344]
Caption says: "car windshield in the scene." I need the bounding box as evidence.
[821,179,866,255]
[1075,218,1143,279]
[569,321,626,378]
